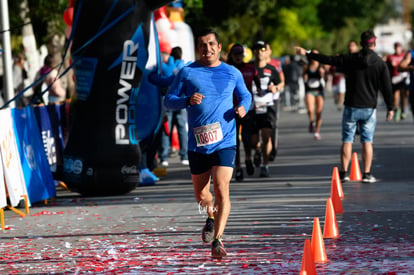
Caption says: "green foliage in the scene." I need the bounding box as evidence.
[185,0,401,56]
[183,0,203,9]
[4,0,404,57]
[7,0,68,49]
[317,0,398,31]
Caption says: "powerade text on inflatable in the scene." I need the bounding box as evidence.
[63,0,170,196]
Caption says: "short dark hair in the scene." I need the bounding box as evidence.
[360,30,376,48]
[196,28,221,46]
[229,43,244,54]
[13,52,25,62]
[171,46,182,60]
[44,54,53,67]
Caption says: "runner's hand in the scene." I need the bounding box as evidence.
[189,92,204,105]
[294,46,307,56]
[268,83,277,94]
[235,105,247,118]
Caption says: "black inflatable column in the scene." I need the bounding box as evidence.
[63,0,166,196]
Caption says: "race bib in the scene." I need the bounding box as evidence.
[254,94,274,114]
[255,105,267,114]
[193,122,223,147]
[392,74,405,84]
[307,79,320,89]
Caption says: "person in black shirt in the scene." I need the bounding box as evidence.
[251,41,282,177]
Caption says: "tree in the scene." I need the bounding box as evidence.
[316,0,399,54]
[185,0,400,56]
[185,0,278,50]
[6,0,403,57]
[8,0,68,49]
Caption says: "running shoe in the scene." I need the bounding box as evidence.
[138,168,159,185]
[245,159,255,175]
[314,132,321,140]
[211,239,227,259]
[401,112,407,120]
[339,171,350,183]
[202,218,215,243]
[308,121,314,133]
[269,148,277,161]
[362,173,376,183]
[298,107,307,114]
[235,168,244,181]
[260,166,269,177]
[254,150,261,167]
[395,108,401,122]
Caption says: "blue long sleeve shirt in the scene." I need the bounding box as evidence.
[164,61,252,154]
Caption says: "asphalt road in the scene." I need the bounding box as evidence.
[1,95,414,274]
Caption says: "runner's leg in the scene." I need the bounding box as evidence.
[211,166,233,239]
[192,170,214,217]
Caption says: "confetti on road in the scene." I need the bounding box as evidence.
[1,200,413,274]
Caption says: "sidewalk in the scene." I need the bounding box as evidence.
[1,98,414,274]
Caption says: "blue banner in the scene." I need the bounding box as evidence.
[33,105,59,177]
[12,107,56,204]
[47,103,66,179]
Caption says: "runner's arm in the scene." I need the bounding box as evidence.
[164,70,188,110]
[398,51,414,72]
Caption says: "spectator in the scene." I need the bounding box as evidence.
[32,54,66,105]
[282,55,302,111]
[12,52,29,107]
[163,46,189,166]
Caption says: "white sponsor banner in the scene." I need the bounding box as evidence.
[0,109,28,206]
[0,155,6,208]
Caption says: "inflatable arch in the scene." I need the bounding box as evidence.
[62,0,171,196]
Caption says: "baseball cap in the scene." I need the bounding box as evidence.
[230,43,244,54]
[169,0,183,8]
[253,40,266,50]
[360,30,376,46]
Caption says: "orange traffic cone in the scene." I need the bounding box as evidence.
[323,198,340,239]
[350,152,362,181]
[332,167,344,199]
[300,239,317,275]
[330,178,344,214]
[311,217,328,263]
[171,126,180,151]
[0,209,4,231]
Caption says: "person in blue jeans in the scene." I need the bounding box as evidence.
[295,30,394,184]
[149,46,189,167]
[159,108,189,166]
[159,47,189,166]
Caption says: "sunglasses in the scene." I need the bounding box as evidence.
[255,47,267,52]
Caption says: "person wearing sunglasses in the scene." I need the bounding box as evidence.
[250,40,282,177]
